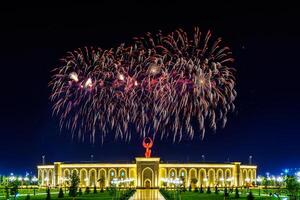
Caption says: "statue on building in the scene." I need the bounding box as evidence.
[143,137,153,158]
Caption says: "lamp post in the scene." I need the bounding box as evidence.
[174,178,182,200]
[203,177,208,187]
[31,176,38,195]
[44,177,49,187]
[220,177,224,187]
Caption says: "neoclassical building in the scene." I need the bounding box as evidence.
[37,157,257,188]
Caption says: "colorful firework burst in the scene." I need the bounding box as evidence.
[49,27,236,142]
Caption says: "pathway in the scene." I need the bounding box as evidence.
[129,189,166,200]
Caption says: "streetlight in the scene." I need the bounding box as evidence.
[18,176,23,181]
[9,173,16,182]
[256,176,262,183]
[226,177,233,187]
[84,177,89,187]
[31,176,38,183]
[160,178,182,200]
[203,177,208,187]
[219,177,224,186]
[44,177,49,187]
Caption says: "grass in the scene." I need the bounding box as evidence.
[0,188,134,200]
[160,189,287,200]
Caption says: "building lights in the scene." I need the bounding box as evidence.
[276,176,283,182]
[227,177,233,182]
[160,178,183,185]
[36,157,257,188]
[31,176,38,182]
[111,178,134,185]
[256,176,262,182]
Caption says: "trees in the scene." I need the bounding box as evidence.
[224,187,229,197]
[262,177,270,189]
[206,186,211,194]
[85,186,90,194]
[98,175,105,192]
[247,191,254,200]
[45,187,51,200]
[10,180,20,199]
[25,194,30,200]
[235,187,240,198]
[78,188,83,196]
[190,178,198,189]
[68,171,80,197]
[214,185,218,194]
[285,175,300,200]
[58,188,64,198]
[199,184,204,193]
[4,185,9,200]
[179,176,185,190]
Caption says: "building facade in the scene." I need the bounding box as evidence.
[37,157,257,188]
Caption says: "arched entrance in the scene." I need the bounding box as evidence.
[144,179,151,189]
[142,167,154,188]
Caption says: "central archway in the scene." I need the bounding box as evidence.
[144,179,151,189]
[142,167,154,188]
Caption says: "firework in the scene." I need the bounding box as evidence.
[49,27,236,142]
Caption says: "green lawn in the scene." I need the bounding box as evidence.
[160,190,287,200]
[0,189,133,200]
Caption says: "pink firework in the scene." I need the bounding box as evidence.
[49,27,236,143]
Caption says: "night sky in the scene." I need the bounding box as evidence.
[0,2,299,176]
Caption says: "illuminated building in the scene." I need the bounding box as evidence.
[37,158,256,188]
[37,139,256,188]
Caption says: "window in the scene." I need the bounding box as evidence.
[121,171,125,177]
[111,171,114,177]
[181,171,185,177]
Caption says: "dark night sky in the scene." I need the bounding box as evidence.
[0,2,300,176]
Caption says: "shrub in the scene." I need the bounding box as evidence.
[69,171,80,197]
[93,185,97,193]
[45,187,51,200]
[58,188,64,198]
[85,186,90,194]
[194,187,198,192]
[224,187,229,197]
[247,191,254,200]
[78,188,83,196]
[25,194,30,200]
[235,187,240,198]
[215,185,218,194]
[120,189,136,200]
[188,185,192,192]
[207,186,211,194]
[200,185,204,193]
